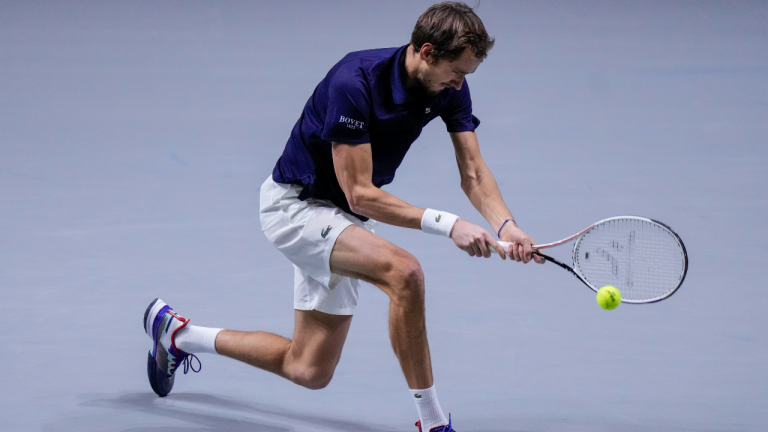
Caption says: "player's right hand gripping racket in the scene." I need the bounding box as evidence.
[499,216,688,304]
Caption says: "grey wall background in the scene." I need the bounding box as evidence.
[1,1,766,431]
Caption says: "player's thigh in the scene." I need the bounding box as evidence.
[329,224,421,295]
[290,308,352,367]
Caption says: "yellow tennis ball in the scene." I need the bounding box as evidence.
[596,285,621,310]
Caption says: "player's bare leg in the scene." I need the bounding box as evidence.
[329,225,433,390]
[215,309,352,390]
[329,225,448,430]
[217,224,432,390]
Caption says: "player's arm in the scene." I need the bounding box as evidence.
[450,130,544,264]
[332,142,423,229]
[333,141,506,259]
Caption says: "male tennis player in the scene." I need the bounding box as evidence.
[143,3,543,431]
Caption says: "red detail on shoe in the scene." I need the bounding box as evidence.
[168,312,190,354]
[415,422,449,432]
[167,310,186,322]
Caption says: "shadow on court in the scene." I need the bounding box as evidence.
[44,392,394,432]
[39,392,734,432]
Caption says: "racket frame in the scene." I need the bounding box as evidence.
[500,216,689,304]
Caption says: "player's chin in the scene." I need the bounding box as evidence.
[427,86,444,96]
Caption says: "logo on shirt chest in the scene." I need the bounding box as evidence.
[425,108,431,114]
[339,115,365,130]
[321,225,332,239]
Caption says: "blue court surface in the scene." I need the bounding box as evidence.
[1,1,766,431]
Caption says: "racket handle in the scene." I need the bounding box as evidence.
[497,241,542,250]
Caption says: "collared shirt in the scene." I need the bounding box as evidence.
[272,44,480,221]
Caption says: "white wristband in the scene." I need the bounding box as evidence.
[421,208,459,238]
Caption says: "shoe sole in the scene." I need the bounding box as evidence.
[147,350,175,397]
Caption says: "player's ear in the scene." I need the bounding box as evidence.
[419,43,435,62]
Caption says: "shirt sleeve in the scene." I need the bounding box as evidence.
[440,80,481,133]
[321,63,372,144]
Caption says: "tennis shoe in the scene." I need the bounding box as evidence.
[143,298,201,397]
[415,414,456,432]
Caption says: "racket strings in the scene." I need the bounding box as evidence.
[573,218,686,302]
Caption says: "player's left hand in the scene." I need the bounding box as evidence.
[450,219,506,259]
[500,223,545,264]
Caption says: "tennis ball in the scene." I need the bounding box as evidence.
[596,285,621,310]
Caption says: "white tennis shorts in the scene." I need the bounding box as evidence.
[259,176,376,315]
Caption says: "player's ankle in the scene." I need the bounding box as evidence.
[174,325,223,354]
[410,385,448,431]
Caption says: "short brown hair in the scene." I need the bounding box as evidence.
[410,2,495,63]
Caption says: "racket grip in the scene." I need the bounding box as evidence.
[497,241,542,250]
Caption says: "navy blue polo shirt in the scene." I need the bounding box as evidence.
[272,44,480,220]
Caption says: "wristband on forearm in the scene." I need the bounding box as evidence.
[421,208,459,237]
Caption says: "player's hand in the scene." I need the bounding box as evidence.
[500,223,545,264]
[450,219,506,259]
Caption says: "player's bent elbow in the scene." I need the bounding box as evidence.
[459,172,480,195]
[345,187,372,216]
[346,197,363,215]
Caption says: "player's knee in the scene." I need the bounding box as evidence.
[294,365,335,390]
[389,257,425,304]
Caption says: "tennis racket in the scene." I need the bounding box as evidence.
[499,216,688,304]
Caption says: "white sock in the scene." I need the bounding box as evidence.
[174,325,222,354]
[411,385,448,431]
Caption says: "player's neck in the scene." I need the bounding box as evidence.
[403,44,420,89]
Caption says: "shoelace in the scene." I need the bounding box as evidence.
[181,353,201,374]
[441,414,452,432]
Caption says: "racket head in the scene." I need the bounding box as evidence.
[571,216,688,304]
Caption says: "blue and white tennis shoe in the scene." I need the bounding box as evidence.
[143,298,200,397]
[416,414,456,432]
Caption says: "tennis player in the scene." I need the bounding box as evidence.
[143,2,543,431]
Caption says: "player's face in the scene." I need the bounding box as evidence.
[416,47,482,96]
